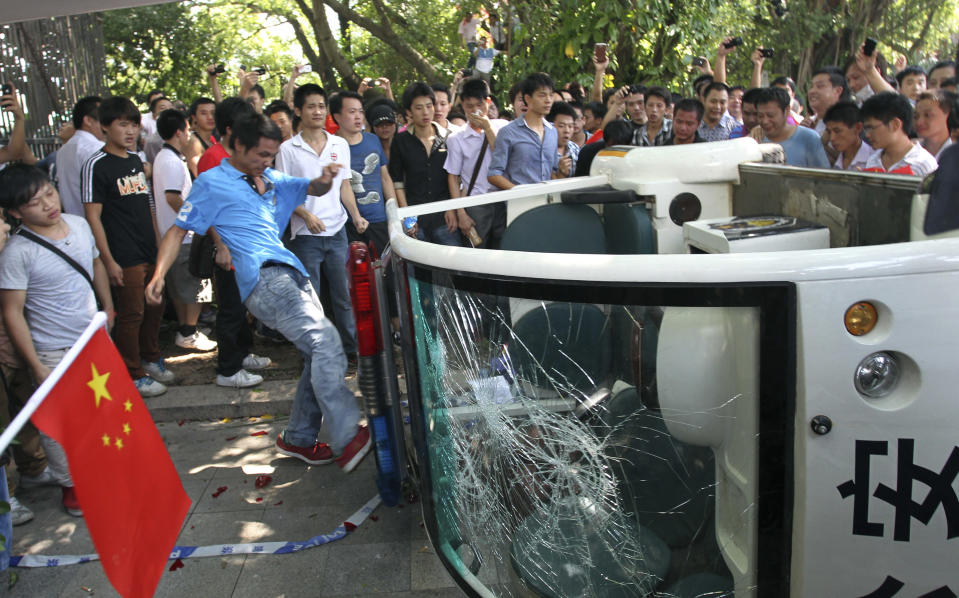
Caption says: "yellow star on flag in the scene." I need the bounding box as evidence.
[122,422,131,435]
[115,437,123,450]
[88,364,112,408]
[102,434,111,447]
[123,399,132,412]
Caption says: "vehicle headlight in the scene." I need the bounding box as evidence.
[854,352,900,398]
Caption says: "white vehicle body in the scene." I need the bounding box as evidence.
[386,138,959,597]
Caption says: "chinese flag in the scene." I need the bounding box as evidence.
[30,324,190,597]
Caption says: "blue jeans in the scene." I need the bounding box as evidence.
[288,228,358,355]
[417,224,465,247]
[0,468,10,571]
[244,265,361,453]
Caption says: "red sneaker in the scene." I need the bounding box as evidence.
[61,486,82,517]
[336,425,372,473]
[276,433,334,465]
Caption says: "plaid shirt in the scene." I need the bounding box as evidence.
[697,113,738,142]
[633,119,673,146]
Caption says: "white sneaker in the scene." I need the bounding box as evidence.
[216,369,263,388]
[135,376,168,397]
[143,359,176,384]
[242,354,272,370]
[175,330,217,351]
[8,496,34,526]
[19,466,59,488]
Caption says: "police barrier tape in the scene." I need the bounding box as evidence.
[10,494,382,568]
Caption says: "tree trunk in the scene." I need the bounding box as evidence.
[321,0,443,82]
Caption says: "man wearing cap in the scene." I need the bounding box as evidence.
[369,103,399,161]
[275,83,368,362]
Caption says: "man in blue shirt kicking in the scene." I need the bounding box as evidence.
[145,113,371,473]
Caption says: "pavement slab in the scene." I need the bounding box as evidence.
[3,413,464,597]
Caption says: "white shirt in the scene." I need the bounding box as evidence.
[832,140,877,171]
[141,112,157,138]
[55,129,104,217]
[863,143,938,177]
[152,144,193,244]
[444,119,508,196]
[275,132,351,238]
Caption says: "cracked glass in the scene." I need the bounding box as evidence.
[406,271,765,597]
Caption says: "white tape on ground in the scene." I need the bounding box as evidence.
[11,494,382,568]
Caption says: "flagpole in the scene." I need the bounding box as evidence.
[0,312,108,455]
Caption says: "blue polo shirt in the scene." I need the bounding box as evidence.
[487,116,559,184]
[175,158,310,300]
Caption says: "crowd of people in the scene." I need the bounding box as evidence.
[0,35,955,530]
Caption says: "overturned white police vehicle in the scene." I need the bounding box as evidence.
[350,137,959,597]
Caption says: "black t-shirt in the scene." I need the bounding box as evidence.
[81,150,157,268]
[388,125,450,232]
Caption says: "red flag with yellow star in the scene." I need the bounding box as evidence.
[29,320,190,598]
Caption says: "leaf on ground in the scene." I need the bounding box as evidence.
[169,558,185,571]
[212,486,228,498]
[250,431,268,437]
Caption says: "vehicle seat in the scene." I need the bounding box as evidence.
[509,302,612,393]
[603,202,656,255]
[500,203,607,254]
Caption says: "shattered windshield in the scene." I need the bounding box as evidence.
[402,268,793,597]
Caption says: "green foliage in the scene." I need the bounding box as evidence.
[102,2,299,105]
[100,0,959,106]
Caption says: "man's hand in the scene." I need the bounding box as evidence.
[106,309,116,333]
[593,55,610,73]
[0,85,24,120]
[558,154,572,178]
[352,214,369,234]
[57,122,75,144]
[751,48,765,67]
[145,277,164,306]
[106,261,124,287]
[206,64,219,78]
[466,110,491,132]
[444,210,459,233]
[302,211,326,234]
[292,64,306,80]
[894,55,907,73]
[319,163,341,184]
[457,210,476,234]
[32,363,51,384]
[405,223,419,238]
[376,77,392,92]
[749,124,764,142]
[694,57,713,75]
[717,36,736,57]
[607,87,626,113]
[358,78,372,95]
[855,44,877,73]
[214,241,232,271]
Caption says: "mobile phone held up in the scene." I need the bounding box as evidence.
[594,43,607,63]
[1,84,12,96]
[760,48,775,58]
[691,57,706,67]
[723,37,743,49]
[864,37,878,57]
[300,64,312,73]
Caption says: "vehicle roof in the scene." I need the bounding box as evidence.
[2,0,169,24]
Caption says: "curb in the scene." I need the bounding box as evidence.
[144,378,361,422]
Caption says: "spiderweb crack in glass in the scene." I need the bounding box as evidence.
[410,274,746,596]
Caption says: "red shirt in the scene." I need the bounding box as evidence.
[197,141,230,175]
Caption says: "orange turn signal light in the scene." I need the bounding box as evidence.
[845,302,878,336]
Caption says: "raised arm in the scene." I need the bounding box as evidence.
[0,85,27,165]
[750,48,765,89]
[856,45,896,94]
[714,36,737,84]
[206,65,223,104]
[591,56,610,103]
